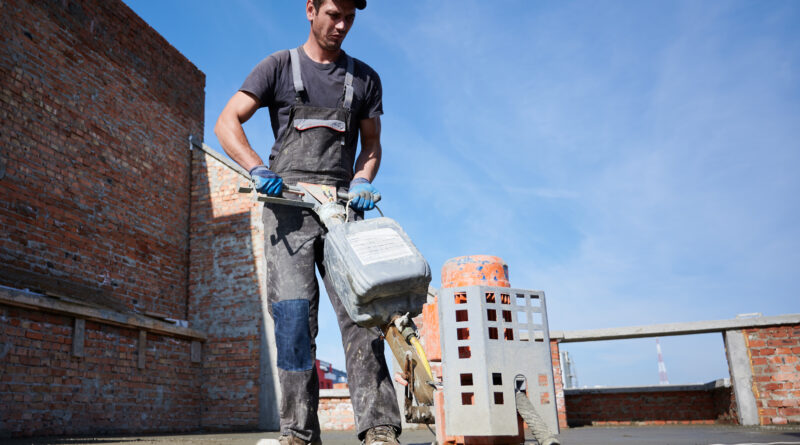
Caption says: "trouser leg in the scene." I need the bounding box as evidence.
[320,265,401,439]
[264,205,325,442]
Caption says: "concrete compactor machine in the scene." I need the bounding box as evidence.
[241,182,560,445]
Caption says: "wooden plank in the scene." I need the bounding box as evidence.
[72,318,85,357]
[138,330,147,369]
[144,311,168,320]
[0,286,206,341]
[0,264,127,312]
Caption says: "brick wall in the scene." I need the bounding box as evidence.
[319,392,356,431]
[550,340,568,429]
[188,148,277,430]
[0,305,201,436]
[564,382,735,427]
[744,324,800,425]
[713,382,738,424]
[0,0,205,437]
[0,0,204,317]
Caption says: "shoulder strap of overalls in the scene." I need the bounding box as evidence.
[289,48,304,103]
[290,48,355,110]
[343,55,354,111]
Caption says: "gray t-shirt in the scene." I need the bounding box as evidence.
[240,46,383,163]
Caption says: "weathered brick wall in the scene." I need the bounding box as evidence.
[0,0,205,437]
[564,384,734,427]
[0,305,201,436]
[744,324,800,425]
[188,148,276,430]
[0,0,204,316]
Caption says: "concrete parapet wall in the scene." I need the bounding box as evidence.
[555,315,800,427]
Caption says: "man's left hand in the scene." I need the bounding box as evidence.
[348,177,381,211]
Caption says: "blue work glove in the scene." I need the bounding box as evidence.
[348,177,381,211]
[249,165,283,196]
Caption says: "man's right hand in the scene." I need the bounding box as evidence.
[249,165,283,196]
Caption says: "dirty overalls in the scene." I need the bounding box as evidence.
[263,48,400,443]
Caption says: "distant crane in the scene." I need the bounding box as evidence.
[656,338,669,385]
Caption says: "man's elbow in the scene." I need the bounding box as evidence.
[214,110,236,145]
[213,114,225,139]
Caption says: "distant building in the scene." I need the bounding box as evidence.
[317,359,348,389]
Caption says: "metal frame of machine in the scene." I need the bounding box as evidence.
[437,285,559,436]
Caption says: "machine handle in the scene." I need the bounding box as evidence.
[238,183,381,215]
[282,184,349,201]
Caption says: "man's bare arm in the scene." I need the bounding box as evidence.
[214,91,264,171]
[353,116,382,182]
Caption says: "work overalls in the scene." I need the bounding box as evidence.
[263,48,400,443]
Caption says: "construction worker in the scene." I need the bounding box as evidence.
[214,1,400,444]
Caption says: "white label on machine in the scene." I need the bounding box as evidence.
[347,228,414,265]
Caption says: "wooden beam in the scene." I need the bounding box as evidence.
[0,285,206,341]
[0,264,127,312]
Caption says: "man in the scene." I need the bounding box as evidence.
[214,1,401,444]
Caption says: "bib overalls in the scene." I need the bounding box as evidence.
[262,48,400,442]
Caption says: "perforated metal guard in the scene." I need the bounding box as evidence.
[438,286,559,436]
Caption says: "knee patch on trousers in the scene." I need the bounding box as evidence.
[273,299,313,371]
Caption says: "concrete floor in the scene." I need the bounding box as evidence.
[4,425,800,445]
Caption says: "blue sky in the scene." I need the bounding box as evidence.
[124,0,800,387]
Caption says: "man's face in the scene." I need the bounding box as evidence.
[308,0,356,52]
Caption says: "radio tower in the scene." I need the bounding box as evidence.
[656,338,669,385]
[560,351,578,389]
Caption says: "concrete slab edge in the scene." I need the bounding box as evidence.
[551,314,800,342]
[564,378,729,395]
[320,388,351,398]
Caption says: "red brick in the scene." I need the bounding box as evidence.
[25,331,43,341]
[771,373,799,382]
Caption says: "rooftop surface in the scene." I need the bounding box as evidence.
[5,426,800,445]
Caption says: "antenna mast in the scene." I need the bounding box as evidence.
[657,338,669,385]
